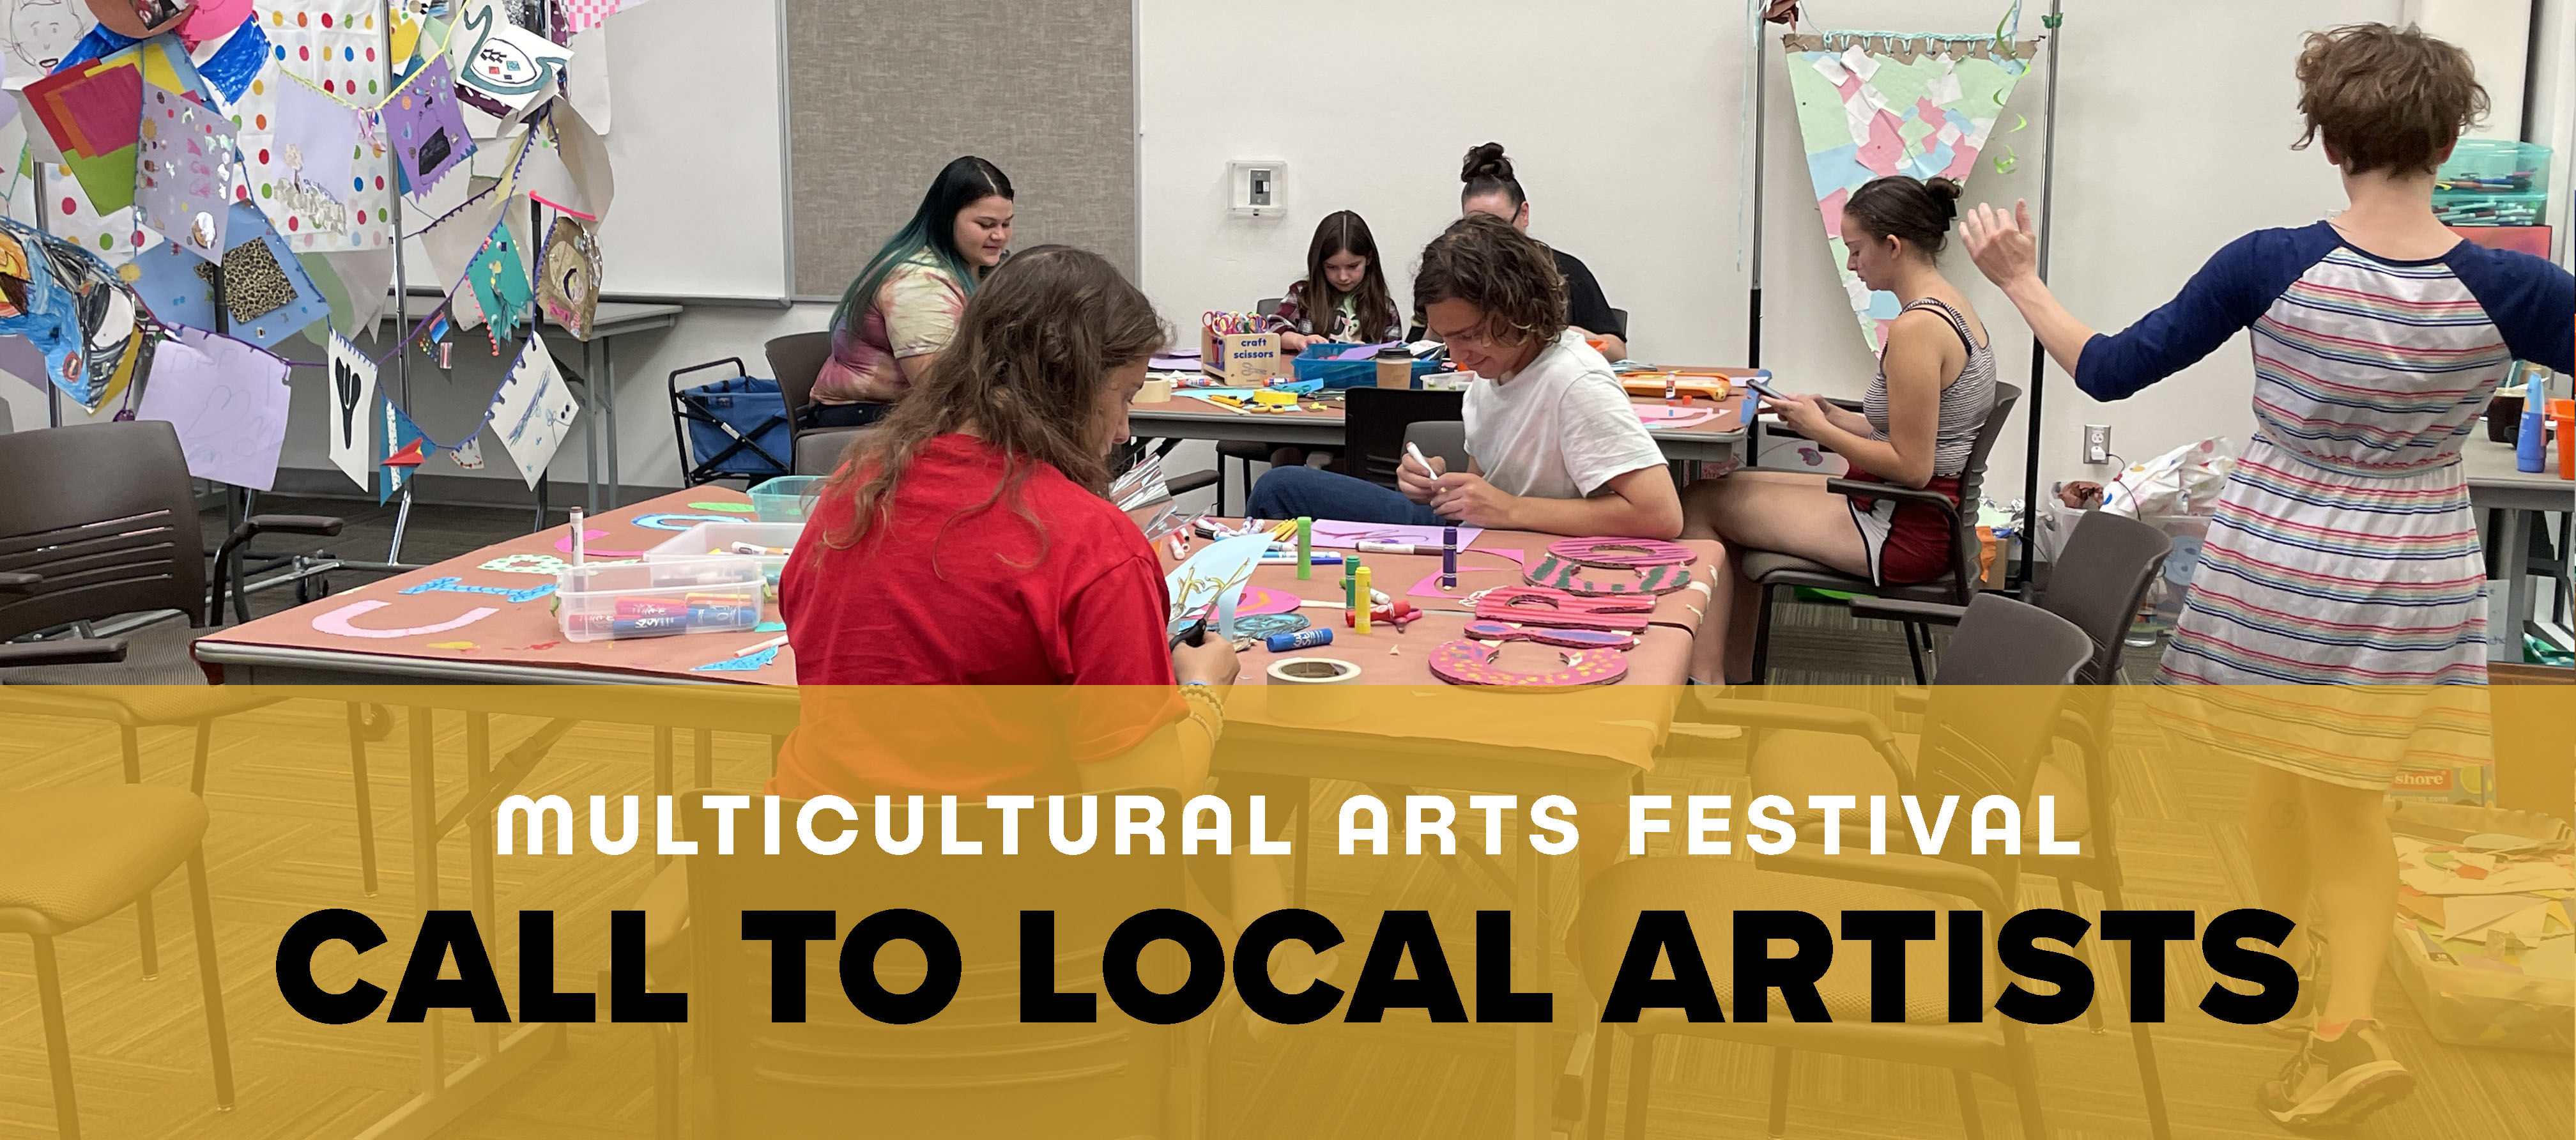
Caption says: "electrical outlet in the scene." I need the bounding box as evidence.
[2083,424,2112,465]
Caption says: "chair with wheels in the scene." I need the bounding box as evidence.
[1740,383,2022,684]
[0,783,236,1139]
[1579,594,2094,1140]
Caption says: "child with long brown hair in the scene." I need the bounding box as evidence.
[778,245,1239,797]
[1269,210,1402,354]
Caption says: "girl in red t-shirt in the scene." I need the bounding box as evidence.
[779,244,1241,795]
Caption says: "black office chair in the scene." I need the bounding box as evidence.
[1585,594,2093,1140]
[1344,389,1466,489]
[1740,383,2022,684]
[1,421,379,953]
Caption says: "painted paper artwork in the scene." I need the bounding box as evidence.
[229,68,395,252]
[538,215,599,338]
[326,329,376,491]
[3,0,93,73]
[0,214,156,410]
[381,55,474,199]
[1164,532,1271,638]
[452,1,572,119]
[133,327,293,489]
[134,82,238,261]
[379,397,429,502]
[190,12,266,102]
[466,217,533,334]
[1785,32,2035,351]
[488,331,579,489]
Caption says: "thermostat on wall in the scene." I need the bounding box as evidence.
[1228,159,1286,217]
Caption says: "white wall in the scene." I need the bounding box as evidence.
[1138,0,2573,519]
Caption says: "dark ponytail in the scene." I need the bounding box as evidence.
[1460,142,1526,210]
[1844,175,1961,259]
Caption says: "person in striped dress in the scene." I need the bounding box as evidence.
[1961,24,2573,1130]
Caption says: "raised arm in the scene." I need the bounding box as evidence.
[1963,203,2312,402]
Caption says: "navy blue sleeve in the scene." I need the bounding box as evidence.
[2447,243,2575,374]
[2073,225,2338,401]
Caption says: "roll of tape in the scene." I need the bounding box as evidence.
[1268,657,1361,684]
[1266,656,1362,724]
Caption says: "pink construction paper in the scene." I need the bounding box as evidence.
[1236,585,1307,616]
[555,528,650,558]
[311,598,498,638]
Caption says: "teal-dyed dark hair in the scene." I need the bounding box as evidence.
[831,156,1015,332]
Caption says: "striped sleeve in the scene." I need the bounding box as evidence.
[2446,243,2576,374]
[2074,225,2340,401]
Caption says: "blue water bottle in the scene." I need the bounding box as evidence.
[2517,401,2548,473]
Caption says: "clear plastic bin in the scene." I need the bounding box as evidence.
[553,557,766,642]
[749,475,827,523]
[2435,140,2552,226]
[648,521,803,598]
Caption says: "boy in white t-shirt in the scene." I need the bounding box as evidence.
[1244,215,1682,539]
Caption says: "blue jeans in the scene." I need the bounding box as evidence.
[1243,466,1448,525]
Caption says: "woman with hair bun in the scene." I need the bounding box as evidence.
[1678,174,1997,685]
[1450,142,1627,361]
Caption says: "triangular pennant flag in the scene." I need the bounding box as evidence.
[486,332,578,490]
[1784,32,2034,351]
[452,432,486,470]
[379,399,433,503]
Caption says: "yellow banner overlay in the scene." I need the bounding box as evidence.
[2,685,2566,1137]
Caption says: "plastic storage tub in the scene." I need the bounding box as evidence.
[2385,801,2573,1052]
[2435,140,2551,226]
[1291,343,1443,389]
[648,522,802,597]
[554,557,765,642]
[749,475,827,522]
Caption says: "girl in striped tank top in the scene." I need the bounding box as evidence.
[1680,175,1997,684]
[1963,24,2573,1130]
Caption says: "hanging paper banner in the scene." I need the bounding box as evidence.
[232,40,395,253]
[562,0,620,36]
[537,214,599,339]
[452,431,484,470]
[379,397,431,503]
[382,54,474,199]
[134,81,238,261]
[134,327,293,490]
[197,208,333,348]
[128,237,217,328]
[0,214,157,411]
[1783,31,2034,351]
[452,0,572,119]
[325,328,376,491]
[23,49,142,215]
[466,215,533,337]
[519,97,613,221]
[487,330,578,489]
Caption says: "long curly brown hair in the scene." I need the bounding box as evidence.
[818,245,1166,566]
[1412,212,1566,354]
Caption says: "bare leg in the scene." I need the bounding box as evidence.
[2299,778,2395,1024]
[1678,473,1873,683]
[2243,764,2315,971]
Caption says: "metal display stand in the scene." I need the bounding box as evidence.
[1742,2,2063,593]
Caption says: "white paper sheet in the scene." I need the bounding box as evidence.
[325,330,376,491]
[487,331,579,489]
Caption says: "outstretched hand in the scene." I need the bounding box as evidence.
[1959,200,2041,289]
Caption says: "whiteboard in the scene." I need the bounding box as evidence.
[401,0,790,302]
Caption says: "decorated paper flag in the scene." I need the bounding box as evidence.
[326,330,376,491]
[133,328,292,490]
[379,398,431,503]
[486,332,579,490]
[1784,32,2034,351]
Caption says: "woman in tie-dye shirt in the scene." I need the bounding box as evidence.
[810,157,1016,426]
